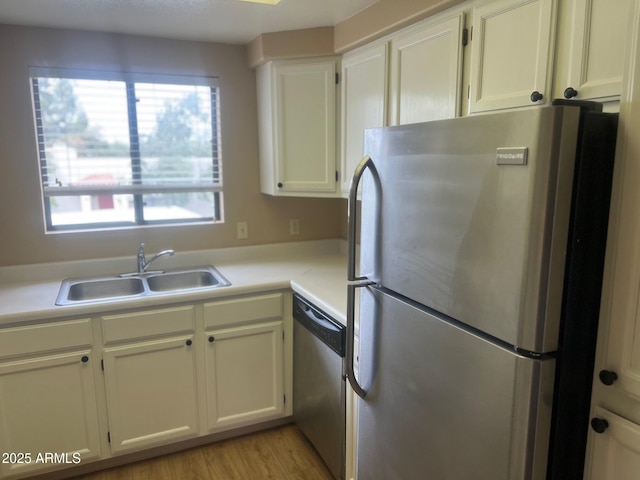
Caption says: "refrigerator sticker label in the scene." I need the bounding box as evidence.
[496,147,528,166]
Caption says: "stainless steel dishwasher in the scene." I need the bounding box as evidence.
[293,293,346,480]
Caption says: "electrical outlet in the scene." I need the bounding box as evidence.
[236,221,248,239]
[290,218,300,235]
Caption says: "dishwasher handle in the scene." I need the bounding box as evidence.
[294,295,346,357]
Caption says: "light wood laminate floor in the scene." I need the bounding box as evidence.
[72,425,334,480]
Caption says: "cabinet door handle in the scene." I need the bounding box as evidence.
[208,336,215,343]
[186,339,193,346]
[563,87,579,99]
[530,91,544,102]
[277,182,283,188]
[590,417,609,434]
[599,370,618,386]
[81,355,89,363]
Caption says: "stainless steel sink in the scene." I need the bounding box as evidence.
[147,269,222,292]
[56,266,230,306]
[66,277,146,302]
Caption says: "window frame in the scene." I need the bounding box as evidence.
[29,67,223,233]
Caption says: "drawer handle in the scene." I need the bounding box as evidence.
[599,370,618,386]
[81,355,89,363]
[591,417,609,434]
[530,91,544,102]
[186,339,193,346]
[208,336,215,343]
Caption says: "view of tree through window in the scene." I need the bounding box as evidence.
[30,69,222,232]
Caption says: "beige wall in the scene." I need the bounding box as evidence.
[0,25,345,267]
[246,0,466,67]
[247,27,335,69]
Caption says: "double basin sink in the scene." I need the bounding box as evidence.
[56,266,231,306]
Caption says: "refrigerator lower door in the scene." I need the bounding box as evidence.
[356,287,555,480]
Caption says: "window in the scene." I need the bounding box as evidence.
[29,67,223,232]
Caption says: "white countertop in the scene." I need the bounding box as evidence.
[0,239,348,327]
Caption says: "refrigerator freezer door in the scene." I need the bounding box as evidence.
[361,106,580,353]
[356,287,555,480]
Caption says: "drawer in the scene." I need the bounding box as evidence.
[0,318,92,359]
[204,293,283,329]
[102,305,195,344]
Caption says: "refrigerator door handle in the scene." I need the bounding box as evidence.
[347,155,377,283]
[346,283,368,398]
[346,155,380,399]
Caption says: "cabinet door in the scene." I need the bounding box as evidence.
[0,351,100,478]
[585,407,640,479]
[469,0,556,113]
[271,60,337,194]
[389,13,465,125]
[205,321,284,432]
[103,336,198,453]
[340,43,388,195]
[554,0,632,102]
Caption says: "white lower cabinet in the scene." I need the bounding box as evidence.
[102,335,199,454]
[100,305,198,454]
[205,321,285,431]
[0,291,292,478]
[585,407,640,479]
[0,319,100,479]
[203,292,289,432]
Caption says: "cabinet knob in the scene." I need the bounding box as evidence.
[563,87,579,99]
[186,339,193,346]
[530,91,544,103]
[599,370,618,386]
[277,182,283,188]
[208,336,215,343]
[81,355,89,363]
[590,417,609,434]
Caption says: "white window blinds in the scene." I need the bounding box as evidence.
[29,67,223,231]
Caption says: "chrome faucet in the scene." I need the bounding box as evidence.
[137,243,175,273]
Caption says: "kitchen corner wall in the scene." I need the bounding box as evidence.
[0,24,346,267]
[247,0,465,67]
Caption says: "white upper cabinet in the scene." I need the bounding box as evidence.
[339,11,465,196]
[340,42,388,194]
[389,13,465,125]
[257,58,338,196]
[553,0,633,103]
[468,0,557,113]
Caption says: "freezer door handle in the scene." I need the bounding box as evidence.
[346,155,380,399]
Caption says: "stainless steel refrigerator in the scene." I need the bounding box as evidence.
[346,102,618,479]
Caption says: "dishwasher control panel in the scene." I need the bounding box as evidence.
[293,294,346,357]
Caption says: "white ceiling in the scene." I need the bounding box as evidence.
[0,0,379,45]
